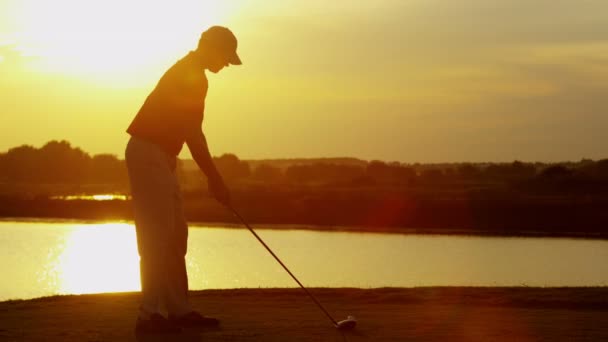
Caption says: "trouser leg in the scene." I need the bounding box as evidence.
[125,137,174,318]
[132,184,172,318]
[165,179,192,316]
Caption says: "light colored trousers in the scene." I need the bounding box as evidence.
[125,136,192,318]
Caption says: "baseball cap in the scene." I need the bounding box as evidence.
[199,26,242,65]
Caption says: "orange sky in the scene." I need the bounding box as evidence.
[1,0,607,162]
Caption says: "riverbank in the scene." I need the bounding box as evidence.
[1,287,607,341]
[2,215,608,240]
[2,186,608,239]
[2,148,608,240]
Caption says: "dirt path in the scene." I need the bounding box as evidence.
[1,288,607,341]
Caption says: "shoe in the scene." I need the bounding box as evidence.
[169,311,220,329]
[135,313,182,334]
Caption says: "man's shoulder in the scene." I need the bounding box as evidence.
[159,54,207,90]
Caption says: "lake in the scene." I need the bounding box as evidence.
[1,220,607,301]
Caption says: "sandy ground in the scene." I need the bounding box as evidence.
[1,288,607,341]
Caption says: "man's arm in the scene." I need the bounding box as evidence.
[185,127,231,205]
[186,127,220,179]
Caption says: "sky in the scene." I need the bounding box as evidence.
[1,0,607,163]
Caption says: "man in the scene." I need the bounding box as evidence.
[125,26,241,334]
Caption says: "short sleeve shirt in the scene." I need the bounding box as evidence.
[127,52,208,156]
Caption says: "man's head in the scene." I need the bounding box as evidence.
[197,26,242,73]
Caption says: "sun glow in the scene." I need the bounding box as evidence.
[11,0,238,80]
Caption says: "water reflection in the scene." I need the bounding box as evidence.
[51,194,129,201]
[55,223,140,294]
[1,220,607,301]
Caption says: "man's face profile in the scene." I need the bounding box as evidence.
[206,48,231,74]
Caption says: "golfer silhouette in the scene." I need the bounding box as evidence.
[125,26,241,334]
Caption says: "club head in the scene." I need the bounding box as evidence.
[335,316,357,330]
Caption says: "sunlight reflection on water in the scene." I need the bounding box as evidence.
[1,220,607,301]
[50,194,129,201]
[55,223,140,294]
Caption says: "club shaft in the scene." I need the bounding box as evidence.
[229,207,339,326]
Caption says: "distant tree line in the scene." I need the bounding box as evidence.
[2,141,608,235]
[1,141,608,196]
[207,158,608,196]
[0,141,127,185]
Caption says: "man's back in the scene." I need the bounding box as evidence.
[127,52,208,156]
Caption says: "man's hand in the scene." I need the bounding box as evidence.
[186,128,231,206]
[208,175,231,207]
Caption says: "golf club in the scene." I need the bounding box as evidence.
[226,204,357,331]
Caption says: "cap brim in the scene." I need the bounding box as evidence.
[228,52,242,65]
